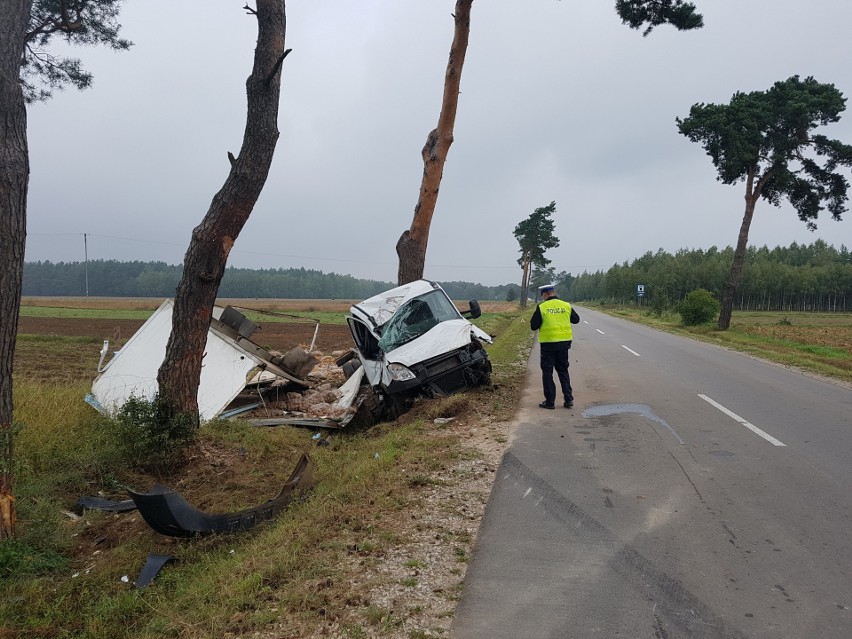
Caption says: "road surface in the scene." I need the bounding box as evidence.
[452,307,852,639]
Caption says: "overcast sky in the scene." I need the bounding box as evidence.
[24,0,852,287]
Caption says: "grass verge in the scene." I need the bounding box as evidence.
[2,306,533,638]
[588,304,852,384]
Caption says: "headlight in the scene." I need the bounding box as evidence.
[388,363,416,382]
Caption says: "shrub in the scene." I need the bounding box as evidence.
[676,289,720,326]
[650,294,670,318]
[110,396,197,473]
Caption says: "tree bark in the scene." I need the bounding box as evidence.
[156,0,288,416]
[718,172,760,330]
[0,0,33,541]
[396,0,472,285]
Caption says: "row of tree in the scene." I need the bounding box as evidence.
[564,240,852,312]
[0,0,712,540]
[21,260,523,301]
[25,238,852,312]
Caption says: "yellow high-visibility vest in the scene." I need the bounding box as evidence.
[538,298,574,343]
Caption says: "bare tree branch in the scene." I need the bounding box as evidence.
[265,48,291,86]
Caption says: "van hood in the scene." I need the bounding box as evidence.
[386,319,491,367]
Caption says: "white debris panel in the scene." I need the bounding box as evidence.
[90,300,307,421]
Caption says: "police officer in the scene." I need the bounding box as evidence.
[530,283,580,409]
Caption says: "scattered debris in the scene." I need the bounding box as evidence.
[88,285,493,429]
[128,453,313,537]
[76,496,137,513]
[89,300,311,421]
[135,554,176,588]
[242,366,367,429]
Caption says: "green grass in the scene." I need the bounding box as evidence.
[590,304,852,383]
[479,309,535,389]
[3,419,440,636]
[19,306,156,320]
[2,306,532,638]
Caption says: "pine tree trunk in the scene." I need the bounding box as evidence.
[157,0,288,416]
[0,0,32,541]
[519,259,530,308]
[396,0,472,285]
[719,191,758,330]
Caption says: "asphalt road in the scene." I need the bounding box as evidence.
[452,307,852,639]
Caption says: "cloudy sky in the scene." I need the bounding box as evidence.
[24,0,852,287]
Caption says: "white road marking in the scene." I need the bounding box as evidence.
[522,487,532,499]
[621,345,641,357]
[596,329,605,335]
[698,394,786,447]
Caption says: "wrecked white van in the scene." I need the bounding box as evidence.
[345,280,492,415]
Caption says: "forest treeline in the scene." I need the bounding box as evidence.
[566,240,852,312]
[23,240,852,311]
[21,260,520,302]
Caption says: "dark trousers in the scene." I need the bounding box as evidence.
[540,344,572,406]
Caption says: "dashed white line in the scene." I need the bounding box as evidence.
[596,329,605,335]
[621,345,641,357]
[698,394,786,447]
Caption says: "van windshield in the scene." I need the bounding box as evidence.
[377,290,461,352]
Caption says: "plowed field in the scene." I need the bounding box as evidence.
[16,316,355,355]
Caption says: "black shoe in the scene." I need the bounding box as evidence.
[564,401,574,408]
[538,402,555,409]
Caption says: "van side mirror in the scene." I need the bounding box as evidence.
[461,299,481,319]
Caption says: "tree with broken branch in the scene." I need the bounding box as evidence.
[156,1,289,422]
[677,76,852,330]
[0,0,130,541]
[395,0,703,286]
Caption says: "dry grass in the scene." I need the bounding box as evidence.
[596,305,852,384]
[4,298,532,639]
[21,296,167,311]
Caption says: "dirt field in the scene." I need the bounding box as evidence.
[17,316,357,355]
[17,297,515,358]
[20,297,360,313]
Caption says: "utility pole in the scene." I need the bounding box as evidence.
[83,233,89,298]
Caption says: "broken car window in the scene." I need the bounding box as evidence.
[377,290,461,353]
[348,317,381,360]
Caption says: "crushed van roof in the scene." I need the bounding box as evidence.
[350,279,439,328]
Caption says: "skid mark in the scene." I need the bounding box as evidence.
[612,546,748,639]
[500,451,748,639]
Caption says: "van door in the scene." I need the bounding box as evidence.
[346,317,386,387]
